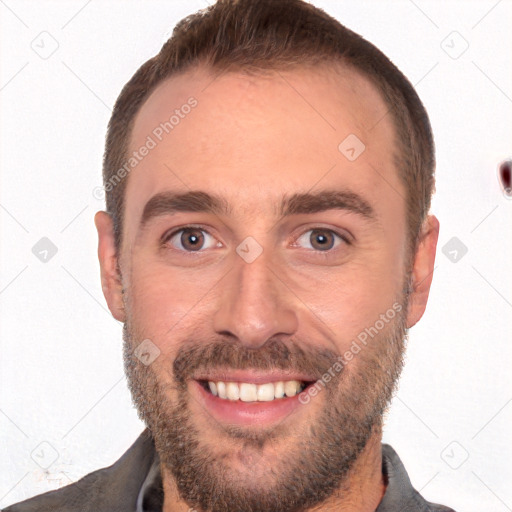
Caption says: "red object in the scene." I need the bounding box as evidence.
[498,159,512,198]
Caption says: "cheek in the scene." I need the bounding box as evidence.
[285,246,404,350]
[127,261,220,352]
[317,279,389,347]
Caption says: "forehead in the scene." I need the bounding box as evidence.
[124,63,403,241]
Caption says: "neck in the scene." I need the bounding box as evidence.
[161,429,386,512]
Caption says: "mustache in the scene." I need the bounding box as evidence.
[171,337,341,386]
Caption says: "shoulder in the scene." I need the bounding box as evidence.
[3,429,156,512]
[379,443,457,512]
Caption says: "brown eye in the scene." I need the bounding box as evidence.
[180,229,204,251]
[309,229,335,251]
[165,227,219,252]
[295,228,349,252]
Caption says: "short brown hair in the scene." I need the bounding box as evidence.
[102,0,435,267]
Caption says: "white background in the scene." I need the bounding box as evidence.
[1,1,511,510]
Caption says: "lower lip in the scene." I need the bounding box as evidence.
[193,380,311,427]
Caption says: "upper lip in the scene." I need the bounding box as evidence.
[193,369,318,385]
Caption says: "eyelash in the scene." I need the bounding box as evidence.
[161,225,352,254]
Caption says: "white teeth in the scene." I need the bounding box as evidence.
[257,383,275,402]
[206,379,305,402]
[240,383,257,402]
[284,380,300,397]
[226,382,240,401]
[274,381,285,398]
[217,381,227,399]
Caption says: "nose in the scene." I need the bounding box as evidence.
[213,253,299,349]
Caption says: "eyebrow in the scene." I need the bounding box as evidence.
[139,191,231,229]
[280,190,376,221]
[138,188,377,233]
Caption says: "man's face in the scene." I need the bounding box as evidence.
[113,64,419,511]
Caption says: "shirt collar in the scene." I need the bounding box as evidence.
[136,447,163,512]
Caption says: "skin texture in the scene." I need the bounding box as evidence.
[95,64,439,512]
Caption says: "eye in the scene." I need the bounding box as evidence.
[294,228,350,252]
[163,227,221,252]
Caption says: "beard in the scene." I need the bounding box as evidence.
[122,279,411,512]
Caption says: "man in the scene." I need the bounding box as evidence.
[4,0,455,510]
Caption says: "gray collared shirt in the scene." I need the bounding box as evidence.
[4,428,455,512]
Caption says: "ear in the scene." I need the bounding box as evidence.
[94,211,126,323]
[406,214,440,329]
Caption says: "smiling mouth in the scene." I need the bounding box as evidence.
[197,379,315,402]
